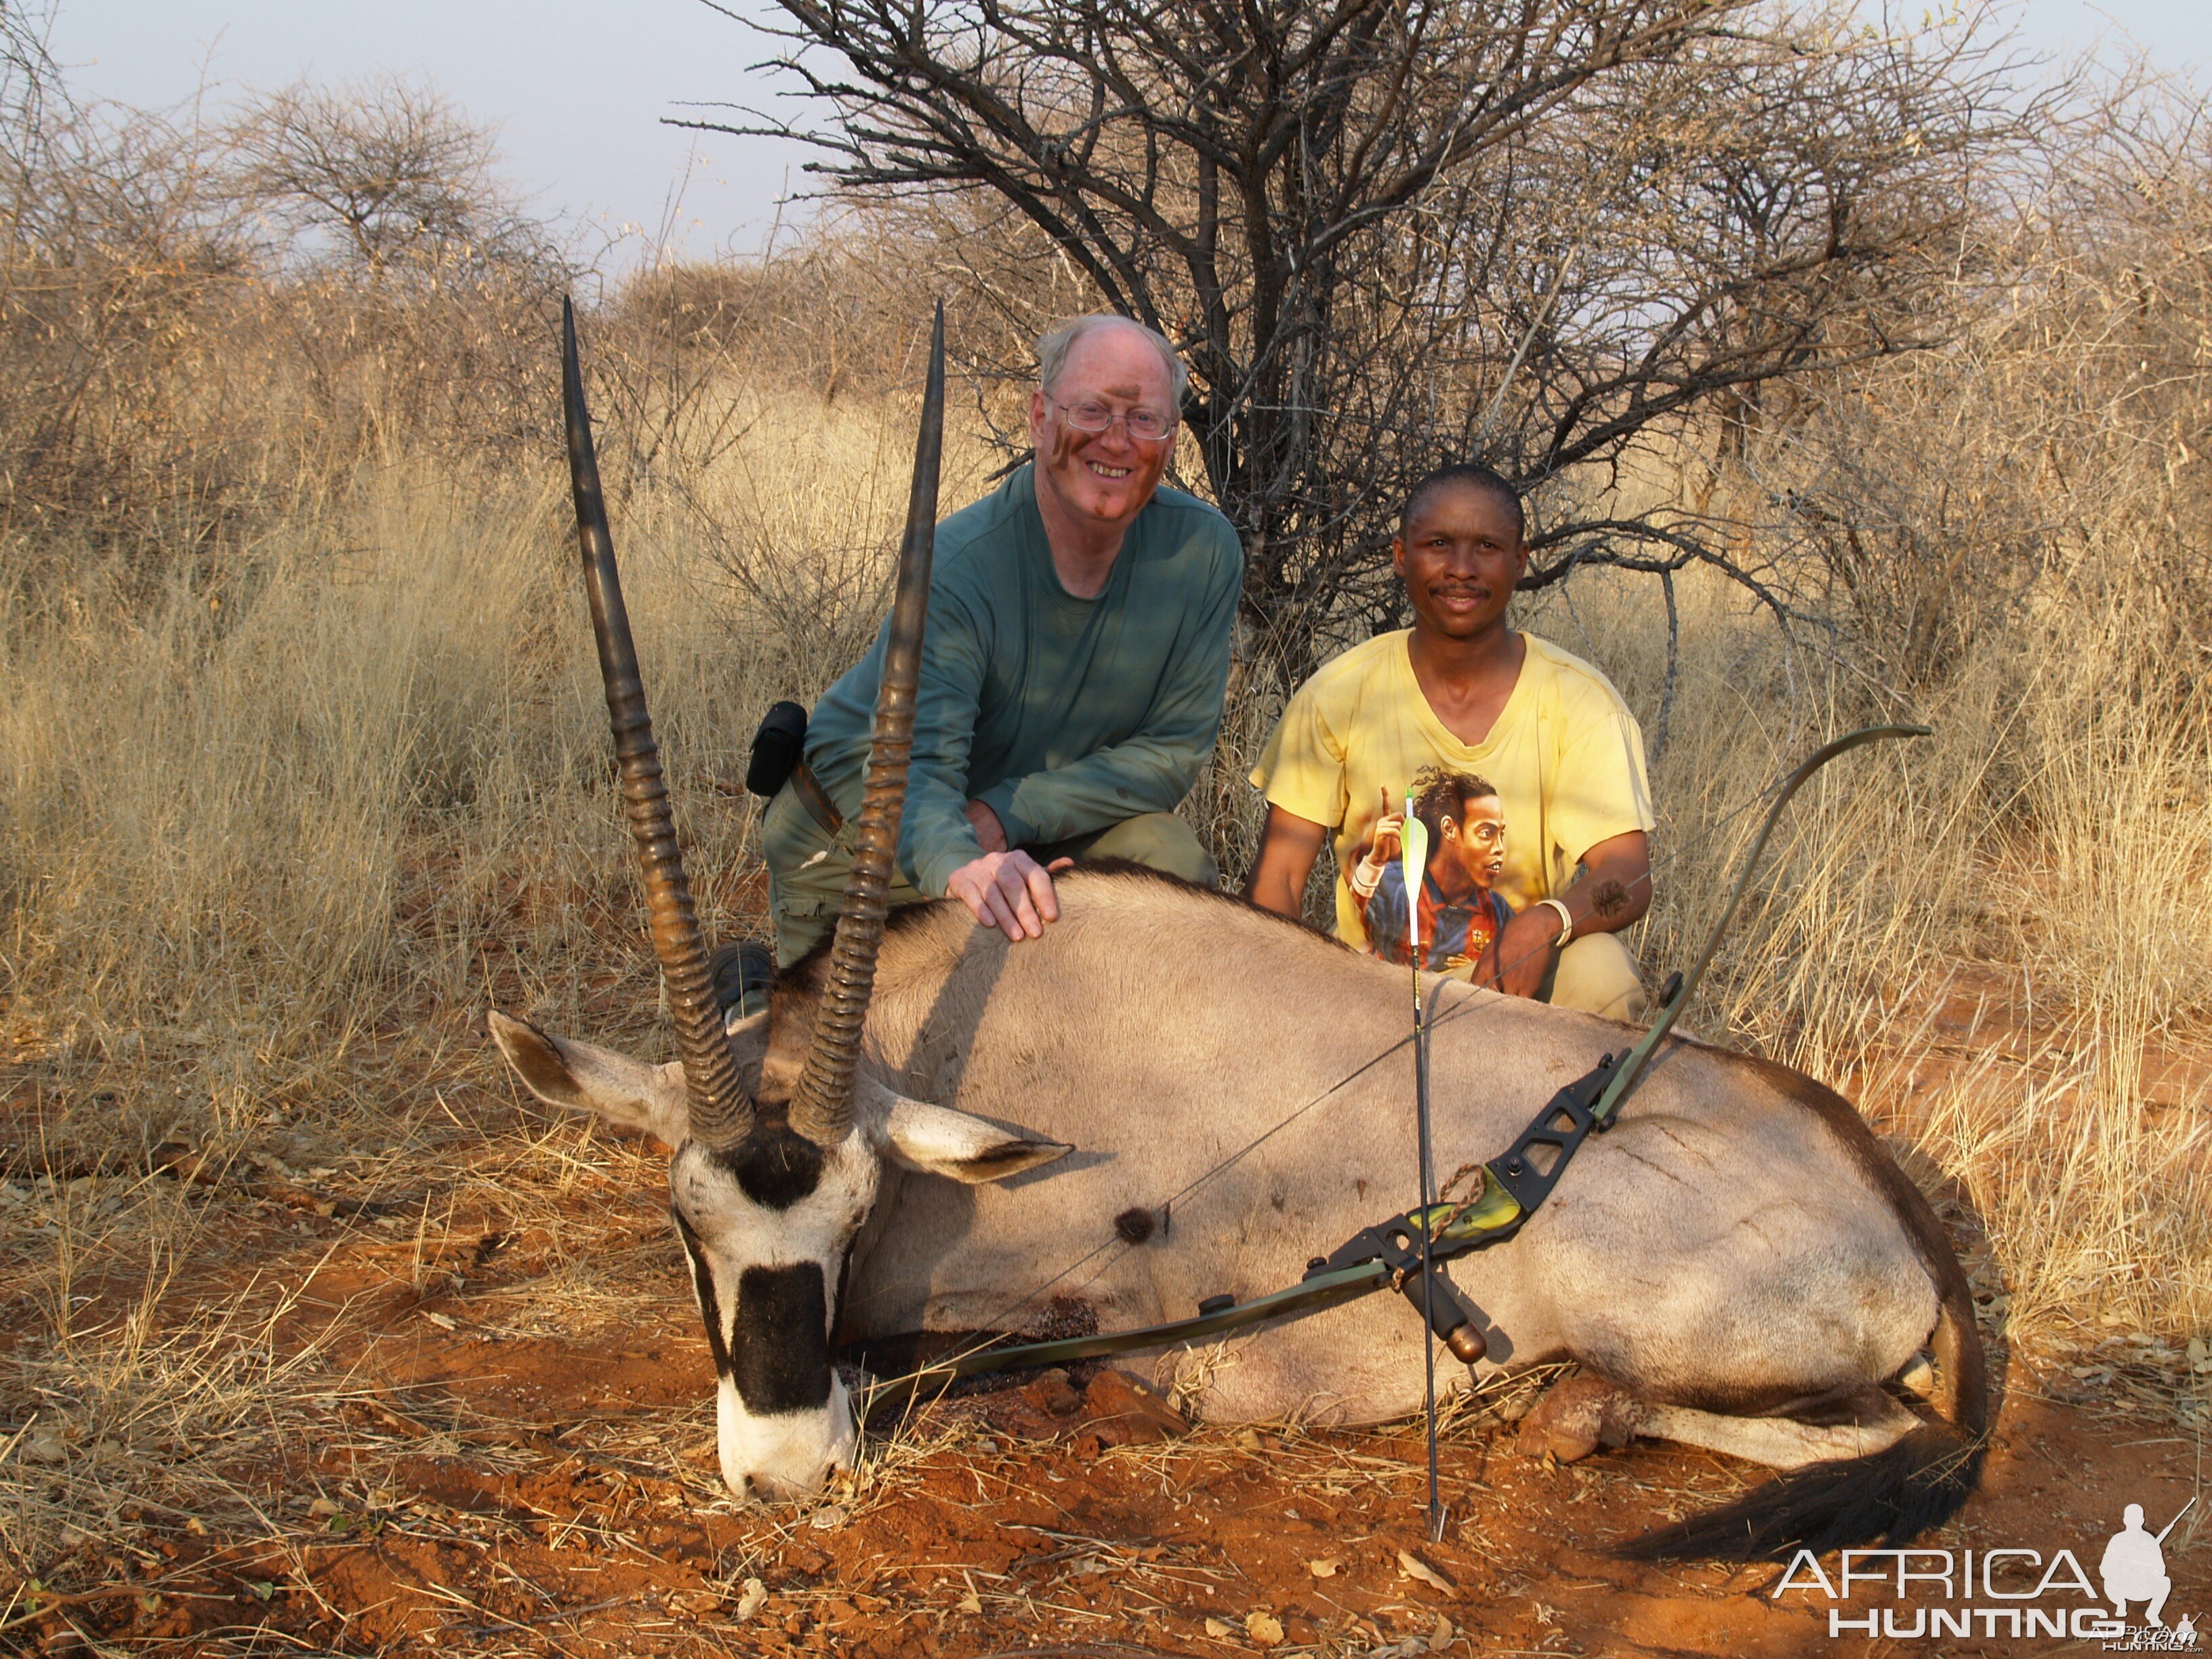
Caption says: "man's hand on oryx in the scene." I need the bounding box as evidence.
[947,850,1076,941]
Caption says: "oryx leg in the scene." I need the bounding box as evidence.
[1637,1393,1922,1470]
[1519,1374,1923,1471]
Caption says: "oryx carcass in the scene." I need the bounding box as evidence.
[488,304,1988,1558]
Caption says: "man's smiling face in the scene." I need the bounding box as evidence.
[1028,322,1177,538]
[1393,481,1528,641]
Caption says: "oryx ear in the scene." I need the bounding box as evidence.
[875,1090,1073,1185]
[487,1010,689,1146]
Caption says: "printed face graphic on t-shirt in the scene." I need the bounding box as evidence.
[1248,628,1657,956]
[1443,794,1505,892]
[1356,770,1515,975]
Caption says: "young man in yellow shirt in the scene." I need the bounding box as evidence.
[1245,463,1655,1020]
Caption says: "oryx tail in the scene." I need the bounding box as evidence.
[1618,1058,1990,1559]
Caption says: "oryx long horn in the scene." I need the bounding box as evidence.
[788,302,945,1147]
[562,297,754,1150]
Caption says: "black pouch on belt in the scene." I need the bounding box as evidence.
[745,701,808,798]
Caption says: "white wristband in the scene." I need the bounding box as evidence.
[1538,897,1575,949]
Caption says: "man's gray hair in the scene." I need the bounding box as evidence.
[1036,314,1190,405]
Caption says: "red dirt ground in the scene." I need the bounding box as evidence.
[7,1141,2207,1659]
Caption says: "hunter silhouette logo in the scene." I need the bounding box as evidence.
[2102,1501,2186,1626]
[2096,1499,2198,1651]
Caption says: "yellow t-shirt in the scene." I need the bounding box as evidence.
[1250,630,1656,951]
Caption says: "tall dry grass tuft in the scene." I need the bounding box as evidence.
[5,474,561,1075]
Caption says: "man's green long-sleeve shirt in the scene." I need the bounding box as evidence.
[802,463,1243,898]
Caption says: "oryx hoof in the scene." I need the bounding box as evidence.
[1516,1374,1645,1464]
[1076,1370,1188,1449]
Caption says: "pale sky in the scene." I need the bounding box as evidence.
[39,0,2212,268]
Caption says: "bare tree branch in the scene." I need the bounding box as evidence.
[684,0,2024,675]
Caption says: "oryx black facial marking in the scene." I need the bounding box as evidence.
[673,1211,838,1414]
[713,1124,825,1210]
[673,1209,732,1376]
[733,1265,832,1412]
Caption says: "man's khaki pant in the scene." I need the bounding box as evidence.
[762,782,1217,966]
[1538,932,1647,1023]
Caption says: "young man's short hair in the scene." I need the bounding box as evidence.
[1400,462,1525,542]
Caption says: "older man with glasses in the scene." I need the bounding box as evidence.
[752,314,1242,969]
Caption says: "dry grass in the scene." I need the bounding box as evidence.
[0,388,1000,1076]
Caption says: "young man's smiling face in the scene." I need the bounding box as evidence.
[1393,480,1528,641]
[1027,322,1178,539]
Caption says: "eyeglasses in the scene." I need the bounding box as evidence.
[1045,396,1178,444]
